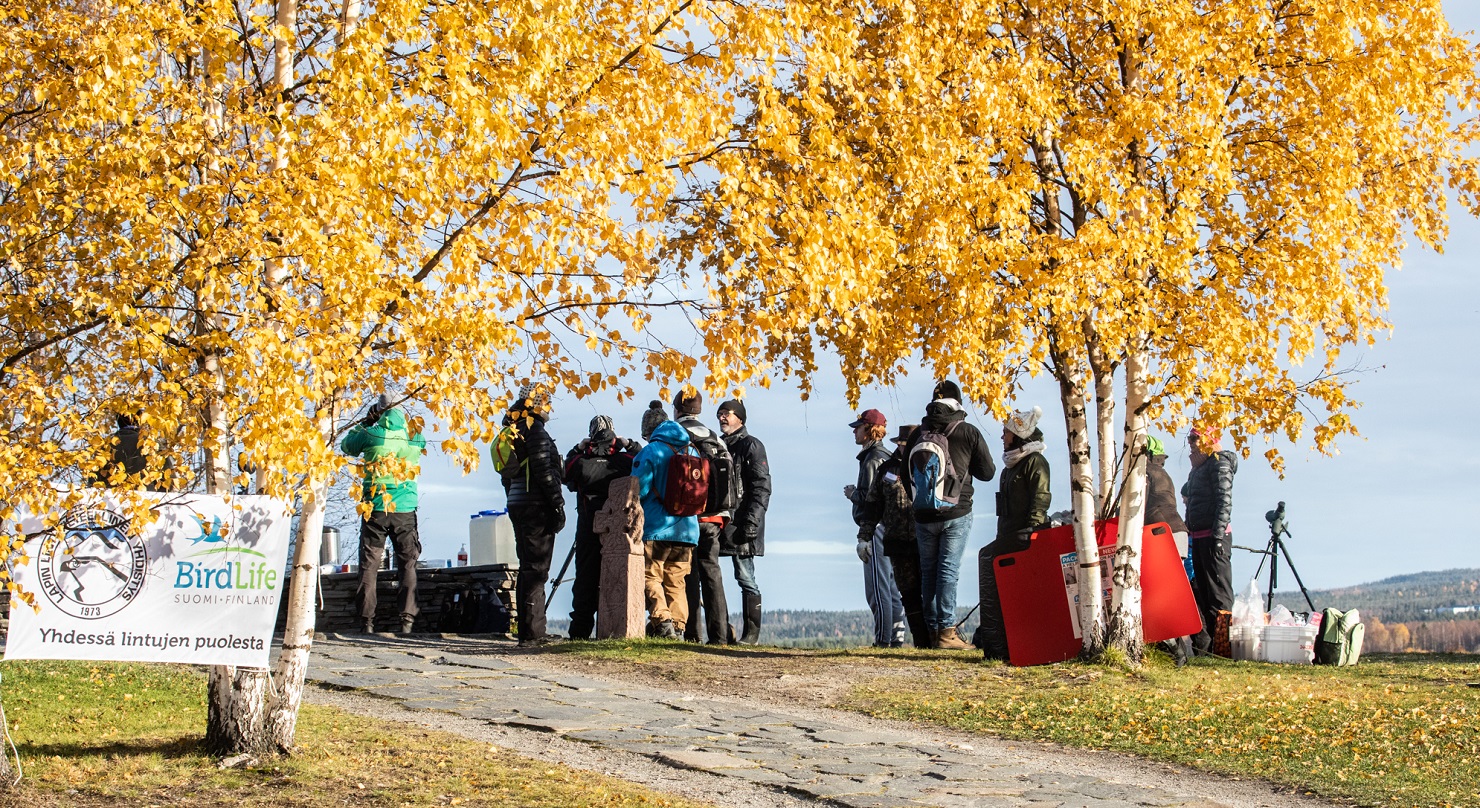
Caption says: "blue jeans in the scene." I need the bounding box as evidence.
[916,514,973,631]
[732,556,760,598]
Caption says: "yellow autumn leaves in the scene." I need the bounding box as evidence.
[1,0,1476,546]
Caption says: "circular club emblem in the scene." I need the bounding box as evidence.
[36,506,149,619]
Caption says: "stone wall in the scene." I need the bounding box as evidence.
[0,565,517,640]
[282,564,520,635]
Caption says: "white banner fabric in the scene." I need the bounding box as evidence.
[4,492,292,668]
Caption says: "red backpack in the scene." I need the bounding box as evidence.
[662,447,710,517]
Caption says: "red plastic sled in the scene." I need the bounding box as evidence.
[994,519,1202,667]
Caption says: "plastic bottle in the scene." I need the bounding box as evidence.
[457,544,469,566]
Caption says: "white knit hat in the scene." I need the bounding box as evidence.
[1006,406,1043,439]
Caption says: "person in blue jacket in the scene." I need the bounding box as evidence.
[631,419,700,639]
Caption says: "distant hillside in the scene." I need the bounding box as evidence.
[1270,568,1480,622]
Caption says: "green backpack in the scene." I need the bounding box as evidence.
[1315,608,1365,666]
[491,424,521,475]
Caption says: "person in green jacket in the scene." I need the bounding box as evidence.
[341,395,427,634]
[977,406,1051,662]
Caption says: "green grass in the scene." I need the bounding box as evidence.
[0,660,711,807]
[842,652,1480,808]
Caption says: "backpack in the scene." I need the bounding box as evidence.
[909,420,964,513]
[1315,608,1365,666]
[662,447,709,517]
[687,428,740,514]
[491,424,520,475]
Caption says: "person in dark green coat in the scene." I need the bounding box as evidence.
[341,395,427,634]
[977,406,1051,662]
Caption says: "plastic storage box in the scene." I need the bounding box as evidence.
[469,510,518,567]
[1229,624,1262,661]
[1260,624,1317,664]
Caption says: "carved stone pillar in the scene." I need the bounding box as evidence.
[594,476,645,639]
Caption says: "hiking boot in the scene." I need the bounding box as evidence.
[657,619,680,640]
[935,626,972,650]
[398,615,416,635]
[739,593,762,645]
[361,619,376,634]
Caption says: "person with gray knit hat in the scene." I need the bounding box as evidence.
[977,405,1050,662]
[673,386,733,644]
[640,400,667,441]
[561,414,641,639]
[501,384,566,647]
[717,398,770,643]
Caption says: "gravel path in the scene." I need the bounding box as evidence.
[306,634,1340,808]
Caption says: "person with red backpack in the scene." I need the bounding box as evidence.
[562,415,641,640]
[674,389,736,645]
[902,381,996,650]
[631,416,701,639]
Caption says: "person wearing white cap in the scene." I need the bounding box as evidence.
[977,405,1050,662]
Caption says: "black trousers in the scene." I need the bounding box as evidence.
[977,533,1031,659]
[684,522,730,643]
[1191,530,1234,654]
[509,503,557,641]
[356,510,421,622]
[568,504,602,640]
[883,541,930,648]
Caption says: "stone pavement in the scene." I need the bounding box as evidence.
[306,637,1232,807]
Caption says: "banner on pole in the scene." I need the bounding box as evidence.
[4,492,292,668]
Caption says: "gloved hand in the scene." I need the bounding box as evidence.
[856,540,872,563]
[742,524,759,542]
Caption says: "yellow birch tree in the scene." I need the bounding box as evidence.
[1,0,788,755]
[673,0,1479,661]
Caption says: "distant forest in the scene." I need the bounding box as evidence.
[1270,567,1480,653]
[549,569,1480,653]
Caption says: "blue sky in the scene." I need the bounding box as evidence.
[385,2,1480,615]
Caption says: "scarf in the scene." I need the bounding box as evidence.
[1003,440,1045,468]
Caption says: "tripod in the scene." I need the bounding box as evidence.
[1235,501,1316,613]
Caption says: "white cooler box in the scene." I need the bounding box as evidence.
[1260,624,1318,664]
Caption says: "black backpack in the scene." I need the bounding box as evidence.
[684,423,740,514]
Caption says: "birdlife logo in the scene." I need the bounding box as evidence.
[173,509,280,601]
[37,506,149,620]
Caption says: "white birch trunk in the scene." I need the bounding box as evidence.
[1057,362,1105,658]
[266,402,334,752]
[1105,348,1151,662]
[1092,357,1117,519]
[208,0,296,758]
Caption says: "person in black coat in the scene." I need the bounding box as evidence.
[1182,427,1239,656]
[562,415,640,640]
[717,399,771,645]
[901,380,996,650]
[502,386,567,647]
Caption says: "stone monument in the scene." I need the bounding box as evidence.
[594,475,646,639]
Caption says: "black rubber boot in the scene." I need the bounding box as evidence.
[739,593,762,645]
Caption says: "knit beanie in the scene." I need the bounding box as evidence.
[589,414,615,439]
[640,400,667,440]
[1146,435,1166,456]
[933,380,963,403]
[1006,405,1043,439]
[673,389,702,416]
[1190,426,1222,451]
[717,399,747,423]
